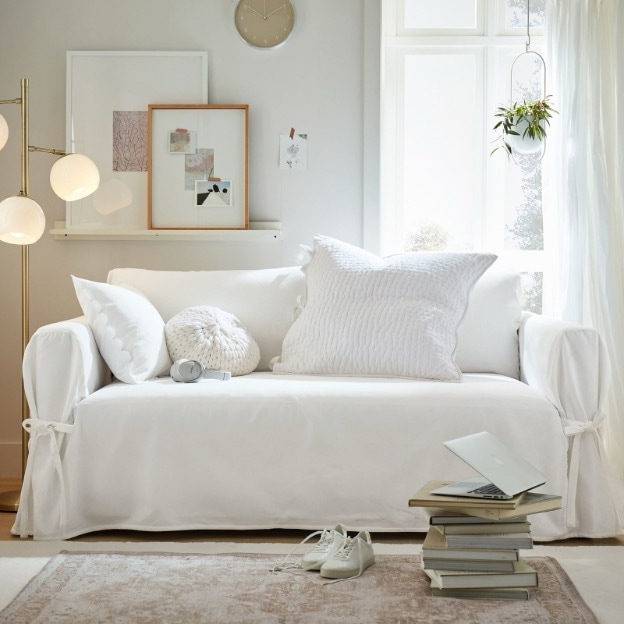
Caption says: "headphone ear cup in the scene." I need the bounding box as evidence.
[171,359,205,382]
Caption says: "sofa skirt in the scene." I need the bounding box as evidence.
[15,372,574,540]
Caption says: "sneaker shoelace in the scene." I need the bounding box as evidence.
[309,529,335,553]
[270,529,331,574]
[322,537,368,585]
[332,536,356,560]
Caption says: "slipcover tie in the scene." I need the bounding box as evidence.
[18,418,75,539]
[563,413,622,530]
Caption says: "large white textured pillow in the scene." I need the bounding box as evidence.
[72,276,172,384]
[272,235,497,381]
[165,306,260,376]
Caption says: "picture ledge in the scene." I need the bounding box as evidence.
[50,221,282,242]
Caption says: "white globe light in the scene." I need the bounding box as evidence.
[0,195,46,245]
[49,153,100,201]
[0,114,8,151]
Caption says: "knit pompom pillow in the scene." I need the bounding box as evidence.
[165,306,260,376]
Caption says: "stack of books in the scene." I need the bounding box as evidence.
[409,480,562,600]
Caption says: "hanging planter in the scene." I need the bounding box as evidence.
[491,96,557,157]
[490,0,557,159]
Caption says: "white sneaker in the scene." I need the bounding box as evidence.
[300,523,348,571]
[320,530,375,579]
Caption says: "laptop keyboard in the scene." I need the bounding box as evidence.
[468,483,507,497]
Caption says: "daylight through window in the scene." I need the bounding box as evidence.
[381,0,547,312]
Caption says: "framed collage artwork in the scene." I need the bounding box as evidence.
[148,104,249,230]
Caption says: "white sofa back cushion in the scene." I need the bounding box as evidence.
[108,267,304,372]
[456,269,522,379]
[108,264,522,378]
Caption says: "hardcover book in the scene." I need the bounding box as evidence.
[426,509,529,525]
[444,531,533,550]
[409,480,526,510]
[423,560,538,589]
[422,526,520,562]
[436,521,531,535]
[430,587,530,600]
[435,492,562,521]
[422,558,516,573]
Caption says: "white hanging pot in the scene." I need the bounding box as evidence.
[506,116,545,154]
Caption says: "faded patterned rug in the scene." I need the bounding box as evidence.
[0,552,597,623]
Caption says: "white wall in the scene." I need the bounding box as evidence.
[0,0,380,477]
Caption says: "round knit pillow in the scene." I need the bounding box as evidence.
[165,306,260,376]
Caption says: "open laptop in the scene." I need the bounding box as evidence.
[431,431,546,500]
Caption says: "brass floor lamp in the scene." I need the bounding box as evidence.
[0,78,99,512]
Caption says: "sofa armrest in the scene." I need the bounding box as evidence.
[519,312,623,533]
[22,316,111,425]
[16,317,111,538]
[519,312,610,420]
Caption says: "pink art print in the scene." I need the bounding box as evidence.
[112,111,148,172]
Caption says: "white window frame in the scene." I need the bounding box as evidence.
[397,0,486,36]
[380,0,546,284]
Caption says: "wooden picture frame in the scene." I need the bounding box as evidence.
[148,104,249,230]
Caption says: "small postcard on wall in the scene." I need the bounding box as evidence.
[280,133,308,170]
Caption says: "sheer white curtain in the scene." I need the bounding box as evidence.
[545,0,624,479]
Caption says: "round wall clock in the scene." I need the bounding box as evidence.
[234,1,296,49]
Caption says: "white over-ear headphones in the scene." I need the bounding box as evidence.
[170,359,231,382]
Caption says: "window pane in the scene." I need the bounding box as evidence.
[520,272,543,314]
[404,0,477,29]
[503,48,545,252]
[402,53,482,251]
[510,51,545,102]
[504,152,543,251]
[505,0,545,29]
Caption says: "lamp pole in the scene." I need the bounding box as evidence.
[20,78,31,500]
[0,79,99,514]
[0,79,31,512]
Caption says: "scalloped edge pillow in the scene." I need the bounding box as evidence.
[165,306,260,376]
[72,276,172,384]
[272,235,497,381]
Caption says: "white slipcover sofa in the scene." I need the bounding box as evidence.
[13,238,624,541]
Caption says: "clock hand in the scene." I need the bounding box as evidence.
[265,3,287,19]
[244,4,266,19]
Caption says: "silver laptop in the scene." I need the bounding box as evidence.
[431,431,546,500]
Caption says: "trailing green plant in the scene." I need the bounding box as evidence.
[491,95,557,156]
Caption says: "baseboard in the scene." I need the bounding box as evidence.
[0,443,21,479]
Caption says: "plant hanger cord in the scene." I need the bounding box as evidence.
[509,0,547,161]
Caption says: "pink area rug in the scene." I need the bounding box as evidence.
[0,552,597,623]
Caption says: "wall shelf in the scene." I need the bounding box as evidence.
[50,221,282,242]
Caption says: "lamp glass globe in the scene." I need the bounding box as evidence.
[0,114,8,151]
[0,195,46,245]
[50,153,100,201]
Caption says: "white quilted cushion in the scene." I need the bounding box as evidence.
[72,276,172,384]
[165,306,260,376]
[272,235,497,381]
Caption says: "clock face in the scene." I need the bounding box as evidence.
[235,1,296,49]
